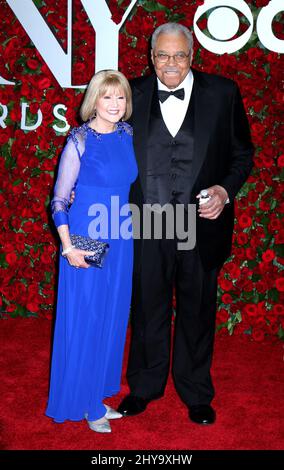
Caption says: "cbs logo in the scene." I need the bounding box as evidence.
[194,0,283,54]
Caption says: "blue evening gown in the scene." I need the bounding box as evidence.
[46,122,138,422]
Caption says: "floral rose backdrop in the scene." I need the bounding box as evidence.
[0,0,283,341]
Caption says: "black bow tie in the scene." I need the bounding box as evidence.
[158,88,185,103]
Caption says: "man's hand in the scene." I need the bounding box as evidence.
[197,185,229,220]
[69,190,75,204]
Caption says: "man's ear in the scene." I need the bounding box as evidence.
[150,49,154,65]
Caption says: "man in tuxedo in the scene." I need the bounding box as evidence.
[117,22,254,425]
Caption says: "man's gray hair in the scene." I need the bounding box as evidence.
[151,23,194,57]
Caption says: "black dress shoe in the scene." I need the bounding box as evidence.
[117,395,150,417]
[189,405,216,425]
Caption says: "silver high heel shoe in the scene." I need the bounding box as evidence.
[84,413,112,433]
[104,404,123,420]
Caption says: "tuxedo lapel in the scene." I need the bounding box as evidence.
[132,75,156,198]
[190,69,216,190]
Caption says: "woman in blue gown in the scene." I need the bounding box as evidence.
[46,70,138,433]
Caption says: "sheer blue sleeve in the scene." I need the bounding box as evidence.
[51,128,85,228]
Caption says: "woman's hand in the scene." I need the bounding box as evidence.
[65,248,94,269]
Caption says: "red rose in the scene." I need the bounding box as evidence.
[21,207,33,218]
[256,280,267,294]
[258,261,271,274]
[238,213,252,229]
[22,221,34,233]
[44,312,53,321]
[10,105,21,121]
[268,324,279,335]
[236,232,248,245]
[257,302,267,316]
[26,301,39,313]
[6,304,17,313]
[6,252,17,265]
[27,58,40,70]
[236,278,253,291]
[224,261,241,279]
[261,156,274,169]
[251,122,264,136]
[252,328,265,342]
[262,249,275,263]
[219,278,233,291]
[268,218,281,231]
[28,102,41,115]
[141,16,155,36]
[272,304,284,316]
[255,182,266,193]
[154,10,167,26]
[38,77,51,90]
[40,252,52,265]
[0,128,12,145]
[275,230,284,244]
[255,1,269,7]
[277,155,284,167]
[259,199,270,211]
[217,308,229,323]
[275,278,284,292]
[247,191,258,204]
[255,316,266,330]
[221,293,232,304]
[243,304,258,317]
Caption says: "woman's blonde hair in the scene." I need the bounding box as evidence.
[80,70,132,122]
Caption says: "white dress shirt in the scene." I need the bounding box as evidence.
[157,70,194,137]
[157,71,229,204]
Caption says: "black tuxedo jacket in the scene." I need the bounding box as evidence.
[129,69,254,271]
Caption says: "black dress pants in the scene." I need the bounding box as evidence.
[126,234,219,406]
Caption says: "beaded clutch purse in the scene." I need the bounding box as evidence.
[70,234,109,268]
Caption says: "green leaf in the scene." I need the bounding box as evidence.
[194,48,203,65]
[31,168,42,177]
[12,178,22,186]
[277,326,284,341]
[44,271,53,283]
[247,260,258,269]
[227,322,235,335]
[274,244,284,258]
[235,311,242,322]
[168,13,186,22]
[270,199,278,211]
[2,36,18,48]
[243,291,260,303]
[216,322,227,332]
[33,0,46,8]
[0,253,8,268]
[244,328,252,336]
[260,215,270,226]
[248,31,259,46]
[2,141,16,170]
[267,288,279,303]
[139,0,168,13]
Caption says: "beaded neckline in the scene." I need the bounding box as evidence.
[83,121,132,139]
